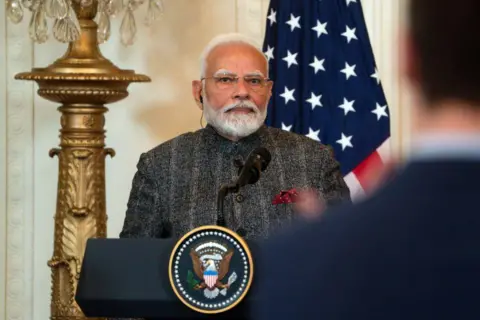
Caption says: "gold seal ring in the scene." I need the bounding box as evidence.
[168,225,254,314]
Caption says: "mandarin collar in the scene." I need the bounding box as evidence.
[203,124,267,145]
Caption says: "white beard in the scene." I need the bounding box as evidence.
[203,98,267,139]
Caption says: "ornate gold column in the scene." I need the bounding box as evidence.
[14,0,150,319]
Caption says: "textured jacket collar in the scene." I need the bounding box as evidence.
[203,123,268,144]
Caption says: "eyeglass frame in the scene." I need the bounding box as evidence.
[200,74,272,93]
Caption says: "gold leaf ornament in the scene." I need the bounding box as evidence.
[62,212,97,262]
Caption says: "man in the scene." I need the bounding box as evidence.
[119,33,350,240]
[255,0,480,319]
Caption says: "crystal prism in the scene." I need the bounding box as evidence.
[144,0,164,26]
[106,0,123,17]
[7,0,24,24]
[29,0,41,11]
[120,8,136,46]
[45,0,68,19]
[28,6,48,43]
[127,0,145,11]
[52,6,80,42]
[97,11,111,43]
[21,0,34,10]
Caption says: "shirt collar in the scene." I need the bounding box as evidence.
[409,132,480,161]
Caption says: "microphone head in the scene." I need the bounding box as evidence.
[251,147,271,171]
[243,147,271,185]
[235,147,272,187]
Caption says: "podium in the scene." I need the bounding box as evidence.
[76,149,273,319]
[75,231,262,319]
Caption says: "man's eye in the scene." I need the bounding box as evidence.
[218,77,234,83]
[247,78,262,85]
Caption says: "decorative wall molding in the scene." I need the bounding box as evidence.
[1,2,7,320]
[5,11,35,320]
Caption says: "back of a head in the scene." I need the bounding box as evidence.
[409,0,480,106]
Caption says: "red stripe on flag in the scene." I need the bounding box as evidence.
[352,150,384,191]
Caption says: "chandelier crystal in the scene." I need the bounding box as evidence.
[5,0,164,45]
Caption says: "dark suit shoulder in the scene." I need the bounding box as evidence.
[257,162,480,320]
[141,129,202,161]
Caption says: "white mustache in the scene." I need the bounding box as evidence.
[222,101,259,113]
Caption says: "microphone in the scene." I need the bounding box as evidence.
[234,147,272,190]
[216,147,272,231]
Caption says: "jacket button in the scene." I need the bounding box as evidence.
[233,156,244,168]
[235,194,245,203]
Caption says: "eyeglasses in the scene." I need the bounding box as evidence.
[201,75,271,93]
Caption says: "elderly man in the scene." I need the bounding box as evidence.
[119,33,350,240]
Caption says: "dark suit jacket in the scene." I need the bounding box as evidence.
[254,160,480,320]
[119,125,350,240]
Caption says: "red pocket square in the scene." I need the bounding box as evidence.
[272,188,299,205]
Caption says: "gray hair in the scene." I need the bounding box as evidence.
[199,33,269,79]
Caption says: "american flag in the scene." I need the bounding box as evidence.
[262,0,391,201]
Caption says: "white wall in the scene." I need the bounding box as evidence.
[2,0,36,318]
[1,1,411,319]
[363,0,412,155]
[0,1,7,319]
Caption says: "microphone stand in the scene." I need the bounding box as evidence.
[216,183,239,227]
[217,182,250,238]
[216,147,270,236]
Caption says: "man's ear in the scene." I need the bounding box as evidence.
[192,80,203,110]
[399,28,420,87]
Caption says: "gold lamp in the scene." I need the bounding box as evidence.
[5,0,161,318]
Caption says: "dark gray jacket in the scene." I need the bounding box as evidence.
[119,124,351,240]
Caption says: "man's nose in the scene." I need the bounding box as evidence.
[232,78,250,100]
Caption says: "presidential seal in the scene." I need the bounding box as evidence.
[168,225,254,314]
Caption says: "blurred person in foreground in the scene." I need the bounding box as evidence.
[254,0,480,319]
[118,33,350,241]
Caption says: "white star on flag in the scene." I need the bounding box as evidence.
[280,86,295,104]
[338,98,356,115]
[371,68,380,84]
[283,50,298,68]
[286,14,301,31]
[281,123,292,131]
[306,92,323,110]
[342,26,358,43]
[267,9,276,25]
[306,128,321,141]
[265,46,274,60]
[336,133,353,150]
[312,20,328,37]
[340,62,357,80]
[372,103,388,120]
[310,56,326,73]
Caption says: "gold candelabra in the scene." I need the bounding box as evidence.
[8,0,153,318]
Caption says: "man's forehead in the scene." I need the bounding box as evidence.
[207,58,267,74]
[206,45,267,75]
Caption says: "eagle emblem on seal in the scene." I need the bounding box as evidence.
[169,226,253,314]
[188,244,238,299]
